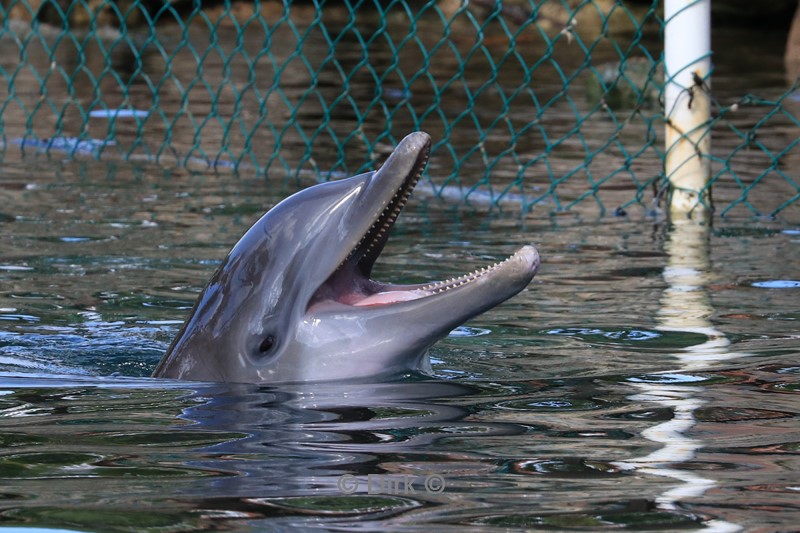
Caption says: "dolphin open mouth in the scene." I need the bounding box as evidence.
[309,132,539,312]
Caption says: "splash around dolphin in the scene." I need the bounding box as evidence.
[153,132,540,383]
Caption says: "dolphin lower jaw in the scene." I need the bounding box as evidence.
[308,245,539,325]
[307,235,540,313]
[353,244,540,307]
[290,248,539,382]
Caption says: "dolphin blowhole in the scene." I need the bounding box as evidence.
[153,132,540,383]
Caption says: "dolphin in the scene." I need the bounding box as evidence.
[153,132,540,383]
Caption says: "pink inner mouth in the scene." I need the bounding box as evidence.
[308,245,537,315]
[351,289,432,307]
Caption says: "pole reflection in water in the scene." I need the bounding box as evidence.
[614,218,750,533]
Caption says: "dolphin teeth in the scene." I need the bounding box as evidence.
[410,247,526,296]
[344,142,430,271]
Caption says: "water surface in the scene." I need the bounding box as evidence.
[1,156,799,531]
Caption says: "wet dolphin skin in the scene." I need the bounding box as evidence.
[153,132,540,383]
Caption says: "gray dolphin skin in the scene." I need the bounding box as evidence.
[153,132,540,383]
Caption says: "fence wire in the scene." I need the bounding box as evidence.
[0,0,797,217]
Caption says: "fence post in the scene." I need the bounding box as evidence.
[664,0,712,216]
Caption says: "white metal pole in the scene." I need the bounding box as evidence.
[664,0,712,216]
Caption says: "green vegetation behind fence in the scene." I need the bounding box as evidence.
[0,0,797,217]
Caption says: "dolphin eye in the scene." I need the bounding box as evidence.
[258,335,276,354]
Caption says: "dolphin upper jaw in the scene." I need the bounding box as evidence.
[154,131,540,384]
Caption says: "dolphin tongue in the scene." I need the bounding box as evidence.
[352,289,432,307]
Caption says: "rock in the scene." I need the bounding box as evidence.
[586,57,663,109]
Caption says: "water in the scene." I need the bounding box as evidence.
[1,157,798,532]
[1,14,799,533]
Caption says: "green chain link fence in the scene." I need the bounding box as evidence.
[0,0,797,217]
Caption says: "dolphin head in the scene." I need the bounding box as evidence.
[153,132,540,383]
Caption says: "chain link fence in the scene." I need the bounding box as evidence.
[0,0,797,217]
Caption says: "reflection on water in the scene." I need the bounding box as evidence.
[0,377,701,530]
[614,218,746,533]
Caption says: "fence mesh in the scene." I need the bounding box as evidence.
[0,0,797,217]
